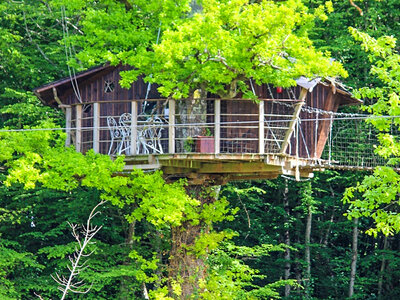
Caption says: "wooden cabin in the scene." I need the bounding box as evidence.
[34,65,360,184]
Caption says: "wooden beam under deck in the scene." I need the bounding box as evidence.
[122,153,319,183]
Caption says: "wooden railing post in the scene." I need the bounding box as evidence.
[75,104,82,152]
[93,102,100,153]
[130,101,138,155]
[169,99,175,154]
[259,100,265,154]
[65,106,72,147]
[214,99,221,154]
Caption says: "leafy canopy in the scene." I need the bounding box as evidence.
[344,28,400,236]
[56,0,347,99]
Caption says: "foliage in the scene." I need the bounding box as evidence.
[2,0,400,299]
[343,29,400,236]
[309,0,400,90]
[120,0,346,99]
[0,0,67,128]
[199,242,298,299]
[52,0,347,99]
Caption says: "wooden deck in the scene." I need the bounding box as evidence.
[62,97,337,183]
[123,153,323,184]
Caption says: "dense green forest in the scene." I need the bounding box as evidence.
[1,0,400,299]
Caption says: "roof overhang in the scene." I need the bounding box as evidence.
[34,64,115,106]
[296,76,362,106]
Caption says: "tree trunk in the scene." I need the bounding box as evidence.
[120,220,136,299]
[378,235,389,299]
[349,218,359,298]
[168,185,217,299]
[304,202,312,296]
[283,179,291,297]
[176,91,208,153]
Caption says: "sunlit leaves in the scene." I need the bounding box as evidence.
[139,0,347,99]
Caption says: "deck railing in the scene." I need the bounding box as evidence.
[63,98,400,171]
[66,98,317,159]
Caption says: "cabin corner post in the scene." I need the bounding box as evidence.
[65,106,72,147]
[130,101,138,155]
[169,99,175,154]
[214,99,221,154]
[315,91,339,158]
[93,102,100,153]
[259,100,265,154]
[75,104,82,152]
[280,88,308,154]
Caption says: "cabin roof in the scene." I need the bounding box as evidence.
[34,64,115,106]
[34,64,361,106]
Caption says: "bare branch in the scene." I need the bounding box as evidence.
[49,201,106,300]
[349,0,363,16]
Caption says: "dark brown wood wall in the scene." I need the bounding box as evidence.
[62,65,161,105]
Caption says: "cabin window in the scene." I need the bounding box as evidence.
[104,80,115,93]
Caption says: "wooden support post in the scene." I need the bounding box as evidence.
[75,104,82,152]
[93,102,100,153]
[65,106,72,147]
[169,99,175,154]
[259,100,265,154]
[130,101,138,155]
[214,99,221,154]
[315,92,339,158]
[280,88,308,154]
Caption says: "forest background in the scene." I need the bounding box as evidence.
[1,0,400,299]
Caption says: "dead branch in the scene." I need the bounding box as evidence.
[349,0,363,16]
[51,200,106,300]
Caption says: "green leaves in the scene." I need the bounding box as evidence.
[343,28,400,236]
[138,0,347,99]
[344,166,400,236]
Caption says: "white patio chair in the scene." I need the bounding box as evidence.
[107,116,123,155]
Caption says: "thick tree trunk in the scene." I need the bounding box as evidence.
[168,185,217,299]
[349,218,359,298]
[304,203,312,296]
[378,235,389,299]
[176,92,208,153]
[283,179,291,297]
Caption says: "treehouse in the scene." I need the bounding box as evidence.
[34,65,360,184]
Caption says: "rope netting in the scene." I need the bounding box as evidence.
[322,115,400,169]
[297,104,400,170]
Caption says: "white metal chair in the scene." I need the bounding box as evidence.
[119,113,132,155]
[141,116,164,154]
[107,116,124,155]
[108,113,165,155]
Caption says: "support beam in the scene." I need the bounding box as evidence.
[52,87,63,107]
[130,101,138,155]
[169,99,175,154]
[259,100,265,154]
[162,159,202,169]
[198,162,281,174]
[65,106,72,147]
[93,102,100,153]
[214,99,221,154]
[75,104,82,152]
[280,88,308,154]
